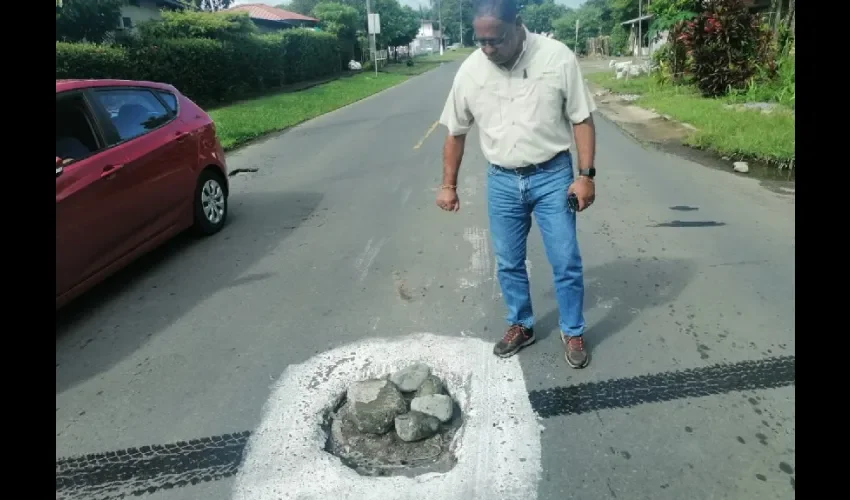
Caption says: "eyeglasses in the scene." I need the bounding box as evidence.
[474,31,508,48]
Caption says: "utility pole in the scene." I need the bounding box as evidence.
[638,0,642,59]
[438,0,443,55]
[459,0,463,47]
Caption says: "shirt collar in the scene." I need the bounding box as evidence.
[508,26,533,72]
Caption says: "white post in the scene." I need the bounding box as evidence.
[366,0,378,76]
[459,0,463,47]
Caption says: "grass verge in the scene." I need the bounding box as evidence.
[587,72,795,169]
[211,48,476,151]
[210,72,407,151]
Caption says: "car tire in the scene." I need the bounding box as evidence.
[193,168,228,236]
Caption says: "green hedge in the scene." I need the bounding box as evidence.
[56,29,340,106]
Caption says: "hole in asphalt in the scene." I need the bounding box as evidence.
[323,364,463,477]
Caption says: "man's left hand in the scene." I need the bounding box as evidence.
[568,176,595,211]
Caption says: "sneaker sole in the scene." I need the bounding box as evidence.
[561,335,590,368]
[494,336,536,358]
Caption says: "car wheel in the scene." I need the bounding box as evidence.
[193,168,228,236]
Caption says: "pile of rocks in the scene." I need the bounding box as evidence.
[325,362,460,476]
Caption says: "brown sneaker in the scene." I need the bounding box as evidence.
[493,325,535,358]
[562,335,590,368]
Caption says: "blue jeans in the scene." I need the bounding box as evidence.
[486,151,585,337]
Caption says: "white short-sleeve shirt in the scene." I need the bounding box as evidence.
[439,29,597,168]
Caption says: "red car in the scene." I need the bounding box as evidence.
[56,79,229,309]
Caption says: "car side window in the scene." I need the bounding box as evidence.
[91,89,173,143]
[56,93,103,165]
[156,90,178,114]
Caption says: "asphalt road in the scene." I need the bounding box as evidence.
[56,59,795,500]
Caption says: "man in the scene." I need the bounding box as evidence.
[436,0,597,369]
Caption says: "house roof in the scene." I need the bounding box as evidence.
[620,14,652,25]
[226,4,318,23]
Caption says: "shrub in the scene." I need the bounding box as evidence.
[609,24,628,56]
[56,42,131,79]
[137,10,258,42]
[56,30,340,106]
[279,29,339,84]
[672,0,773,97]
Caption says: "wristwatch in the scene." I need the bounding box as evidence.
[578,167,596,179]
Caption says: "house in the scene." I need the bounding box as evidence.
[225,3,319,32]
[410,20,442,56]
[620,14,653,57]
[117,0,186,31]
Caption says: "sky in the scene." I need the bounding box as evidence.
[232,0,587,11]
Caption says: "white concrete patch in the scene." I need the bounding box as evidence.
[491,257,502,300]
[400,187,412,207]
[458,227,492,289]
[355,237,388,281]
[231,333,542,500]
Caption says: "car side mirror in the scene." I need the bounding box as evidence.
[56,157,64,177]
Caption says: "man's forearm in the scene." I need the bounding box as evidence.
[442,134,466,186]
[573,116,596,171]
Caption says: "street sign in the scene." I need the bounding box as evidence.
[368,13,381,35]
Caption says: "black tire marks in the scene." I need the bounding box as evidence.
[56,355,794,499]
[528,355,795,418]
[56,431,250,500]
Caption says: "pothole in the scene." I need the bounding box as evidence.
[324,362,463,477]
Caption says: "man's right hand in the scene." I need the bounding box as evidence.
[436,187,460,212]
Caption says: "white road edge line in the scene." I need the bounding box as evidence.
[231,333,542,500]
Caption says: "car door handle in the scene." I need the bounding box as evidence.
[175,131,190,142]
[101,164,124,178]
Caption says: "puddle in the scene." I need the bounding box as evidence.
[670,206,699,211]
[655,140,795,186]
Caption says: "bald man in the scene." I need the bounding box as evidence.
[436,0,597,369]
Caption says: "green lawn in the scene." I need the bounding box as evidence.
[587,72,795,168]
[210,48,476,151]
[210,72,407,151]
[380,60,442,77]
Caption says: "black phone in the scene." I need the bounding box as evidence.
[567,192,579,212]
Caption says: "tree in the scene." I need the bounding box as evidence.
[313,2,358,38]
[521,0,566,34]
[647,0,699,37]
[278,0,322,15]
[56,0,123,43]
[313,2,359,64]
[190,0,233,11]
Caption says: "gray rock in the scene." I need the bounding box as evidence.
[733,161,750,173]
[328,402,452,476]
[346,379,407,434]
[411,394,453,423]
[389,363,431,392]
[414,375,445,398]
[395,411,441,442]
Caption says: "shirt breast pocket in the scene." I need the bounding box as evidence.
[519,71,563,123]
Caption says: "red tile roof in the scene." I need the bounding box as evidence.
[226,4,318,23]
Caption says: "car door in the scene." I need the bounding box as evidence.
[56,91,131,297]
[85,87,197,258]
